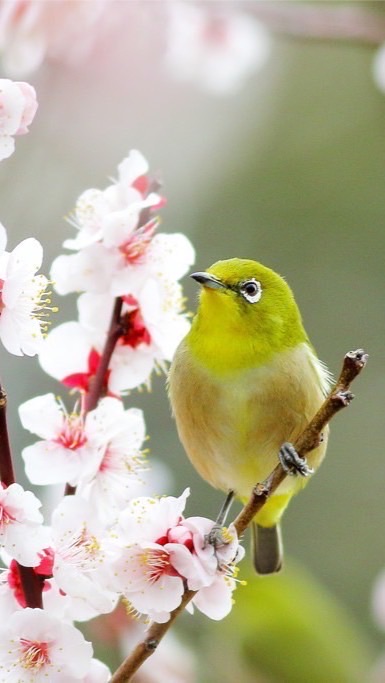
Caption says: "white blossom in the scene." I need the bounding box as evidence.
[0,483,47,566]
[0,225,50,356]
[0,608,93,681]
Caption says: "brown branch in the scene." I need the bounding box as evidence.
[233,348,368,536]
[246,3,385,46]
[64,297,123,496]
[110,348,368,682]
[84,297,124,413]
[0,386,15,487]
[111,589,196,683]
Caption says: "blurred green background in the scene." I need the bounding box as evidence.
[0,2,384,681]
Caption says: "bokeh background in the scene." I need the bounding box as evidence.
[1,1,385,681]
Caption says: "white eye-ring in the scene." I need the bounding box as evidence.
[239,278,262,304]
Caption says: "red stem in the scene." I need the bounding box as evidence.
[0,384,43,608]
[64,297,123,496]
[84,297,124,412]
[0,387,15,487]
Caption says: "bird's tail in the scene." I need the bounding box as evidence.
[251,522,283,574]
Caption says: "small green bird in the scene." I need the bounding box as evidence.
[168,258,331,574]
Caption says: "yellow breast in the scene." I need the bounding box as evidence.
[168,341,330,504]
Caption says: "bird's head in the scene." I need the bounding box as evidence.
[189,258,307,364]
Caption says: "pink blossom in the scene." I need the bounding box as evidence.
[81,658,111,683]
[0,78,37,159]
[0,607,93,681]
[20,393,146,499]
[372,570,385,631]
[50,149,193,299]
[75,397,147,521]
[38,322,100,391]
[110,490,244,623]
[0,224,50,356]
[20,391,147,521]
[51,496,119,616]
[0,483,48,566]
[0,0,109,77]
[165,3,271,94]
[41,150,193,391]
[39,280,191,394]
[77,283,190,392]
[19,393,100,487]
[62,149,163,254]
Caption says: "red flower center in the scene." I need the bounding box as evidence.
[55,414,87,450]
[19,638,51,671]
[119,299,151,348]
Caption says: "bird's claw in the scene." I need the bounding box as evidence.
[204,523,231,551]
[279,442,314,477]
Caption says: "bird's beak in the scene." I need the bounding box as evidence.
[190,272,226,290]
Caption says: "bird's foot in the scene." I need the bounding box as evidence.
[204,523,231,550]
[279,442,314,477]
[204,489,235,561]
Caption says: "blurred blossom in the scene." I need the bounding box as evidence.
[0,0,109,77]
[164,2,271,94]
[373,43,385,93]
[371,653,385,683]
[0,78,37,159]
[82,658,111,683]
[120,625,197,683]
[372,570,385,631]
[0,0,272,99]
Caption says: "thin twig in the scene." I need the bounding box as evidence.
[64,297,123,496]
[84,297,124,413]
[110,348,368,683]
[233,348,368,536]
[0,386,15,487]
[111,589,196,683]
[246,3,385,46]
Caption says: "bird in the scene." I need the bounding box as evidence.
[168,258,331,574]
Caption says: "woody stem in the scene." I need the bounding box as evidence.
[0,384,43,608]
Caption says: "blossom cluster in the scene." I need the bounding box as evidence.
[0,1,271,95]
[40,149,194,394]
[0,147,245,680]
[0,77,37,160]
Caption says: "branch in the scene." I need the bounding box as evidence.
[66,187,158,494]
[110,348,368,682]
[111,589,196,683]
[0,384,43,608]
[64,297,123,496]
[246,3,385,46]
[84,297,123,413]
[0,386,15,487]
[233,348,368,536]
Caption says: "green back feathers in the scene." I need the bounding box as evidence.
[187,258,308,375]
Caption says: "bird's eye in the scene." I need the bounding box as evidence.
[240,279,262,304]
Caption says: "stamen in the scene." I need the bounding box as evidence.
[119,217,158,265]
[19,639,50,671]
[141,548,178,584]
[53,399,87,450]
